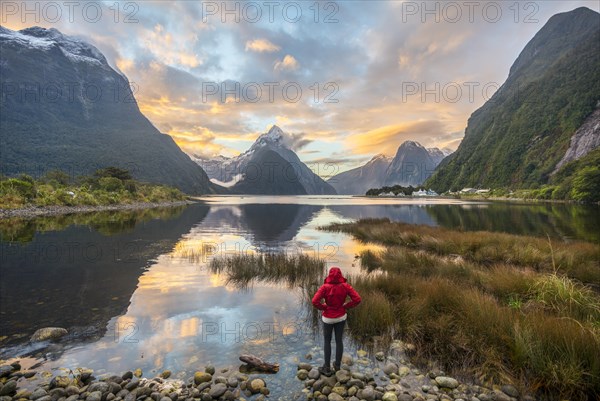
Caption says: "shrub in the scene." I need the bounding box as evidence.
[98,177,124,192]
[0,178,35,200]
[570,166,600,203]
[94,167,132,181]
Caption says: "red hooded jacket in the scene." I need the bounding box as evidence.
[312,267,361,319]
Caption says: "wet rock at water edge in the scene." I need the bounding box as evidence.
[298,363,312,371]
[208,383,227,398]
[0,366,14,378]
[247,378,266,394]
[30,327,68,342]
[30,388,48,400]
[382,392,398,401]
[0,380,17,396]
[87,382,110,394]
[328,393,344,401]
[383,363,398,376]
[193,372,212,385]
[297,369,309,380]
[204,365,215,375]
[334,369,350,383]
[357,386,375,401]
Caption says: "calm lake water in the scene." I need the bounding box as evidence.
[1,196,598,398]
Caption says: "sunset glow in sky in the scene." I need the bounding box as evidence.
[3,0,598,172]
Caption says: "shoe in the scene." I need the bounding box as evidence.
[318,365,333,377]
[333,363,340,372]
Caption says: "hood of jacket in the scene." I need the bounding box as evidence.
[324,267,347,284]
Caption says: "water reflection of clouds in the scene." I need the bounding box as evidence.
[12,197,595,394]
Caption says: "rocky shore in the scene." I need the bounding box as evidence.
[295,357,526,401]
[0,201,196,219]
[0,363,270,401]
[0,354,533,401]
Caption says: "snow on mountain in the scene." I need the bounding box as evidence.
[210,174,244,188]
[196,125,336,195]
[252,125,285,147]
[0,26,107,66]
[0,26,216,194]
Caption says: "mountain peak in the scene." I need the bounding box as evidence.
[0,25,108,66]
[268,125,284,135]
[253,125,285,147]
[508,6,599,80]
[399,140,425,149]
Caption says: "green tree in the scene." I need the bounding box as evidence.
[94,167,132,181]
[571,166,600,203]
[98,177,124,192]
[43,170,71,186]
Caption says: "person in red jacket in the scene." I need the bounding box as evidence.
[312,267,361,376]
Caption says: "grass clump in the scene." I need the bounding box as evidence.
[323,219,600,399]
[209,253,326,290]
[346,287,394,339]
[326,218,600,285]
[529,274,600,323]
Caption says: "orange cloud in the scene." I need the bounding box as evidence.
[348,120,448,155]
[274,55,299,71]
[142,24,202,69]
[245,39,280,53]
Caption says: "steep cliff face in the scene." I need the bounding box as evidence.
[0,26,217,194]
[383,141,440,187]
[426,7,600,191]
[327,154,392,195]
[553,106,600,173]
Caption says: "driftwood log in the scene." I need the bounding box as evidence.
[239,354,279,373]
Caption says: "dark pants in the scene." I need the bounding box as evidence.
[323,320,345,368]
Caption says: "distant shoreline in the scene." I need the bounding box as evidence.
[0,200,196,219]
[363,194,595,205]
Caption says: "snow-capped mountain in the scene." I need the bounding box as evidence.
[328,141,453,194]
[0,26,108,66]
[0,26,217,194]
[196,125,336,195]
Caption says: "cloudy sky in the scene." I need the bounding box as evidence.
[2,0,598,173]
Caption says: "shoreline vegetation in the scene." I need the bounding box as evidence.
[364,185,600,205]
[0,168,191,218]
[322,219,600,400]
